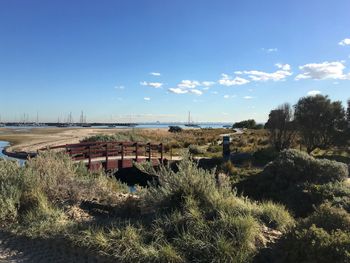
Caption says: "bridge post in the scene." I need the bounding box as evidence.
[105,143,109,168]
[148,142,151,161]
[223,136,231,161]
[121,143,124,161]
[135,143,139,162]
[88,145,91,169]
[160,143,164,163]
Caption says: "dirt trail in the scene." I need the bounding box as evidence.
[0,231,110,263]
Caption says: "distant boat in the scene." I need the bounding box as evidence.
[57,123,69,128]
[81,123,92,127]
[184,111,200,127]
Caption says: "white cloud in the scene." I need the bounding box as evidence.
[262,48,278,53]
[243,96,253,99]
[114,85,125,90]
[168,87,202,95]
[223,94,236,99]
[144,97,151,101]
[211,91,218,94]
[178,80,200,89]
[189,89,203,95]
[168,88,188,94]
[295,61,350,80]
[140,81,163,88]
[168,80,208,95]
[219,74,250,86]
[276,63,291,71]
[307,90,321,96]
[226,64,292,84]
[150,72,161,76]
[201,81,215,87]
[242,64,292,81]
[339,38,350,46]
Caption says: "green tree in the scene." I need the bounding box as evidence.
[294,95,346,153]
[265,103,296,151]
[232,119,258,129]
[347,99,350,138]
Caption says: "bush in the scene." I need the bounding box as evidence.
[188,145,205,155]
[0,160,22,222]
[233,119,258,129]
[274,204,350,263]
[73,153,294,262]
[82,131,148,143]
[253,147,278,166]
[0,151,128,235]
[235,149,349,217]
[263,149,348,184]
[308,182,350,213]
[206,144,222,153]
[168,126,183,133]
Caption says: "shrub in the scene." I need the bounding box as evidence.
[82,131,148,143]
[206,144,222,153]
[263,149,348,184]
[274,204,350,263]
[188,145,205,155]
[0,159,22,222]
[25,151,128,204]
[233,119,258,129]
[73,153,294,262]
[0,151,128,234]
[252,147,278,166]
[308,182,350,213]
[235,149,349,216]
[168,126,183,133]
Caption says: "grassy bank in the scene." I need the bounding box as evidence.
[0,151,296,262]
[1,132,350,262]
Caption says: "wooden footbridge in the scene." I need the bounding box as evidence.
[43,141,165,171]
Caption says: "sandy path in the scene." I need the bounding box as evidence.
[0,231,110,263]
[0,128,166,153]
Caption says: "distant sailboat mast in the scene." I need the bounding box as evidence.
[185,111,200,127]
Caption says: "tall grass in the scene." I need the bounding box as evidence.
[0,151,294,262]
[71,152,294,262]
[0,151,128,236]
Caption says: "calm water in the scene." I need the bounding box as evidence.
[0,141,25,165]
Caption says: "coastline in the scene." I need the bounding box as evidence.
[0,127,169,156]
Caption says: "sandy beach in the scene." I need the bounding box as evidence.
[0,127,167,153]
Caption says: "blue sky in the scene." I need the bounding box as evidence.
[1,0,350,123]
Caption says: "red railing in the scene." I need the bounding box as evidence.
[40,141,164,171]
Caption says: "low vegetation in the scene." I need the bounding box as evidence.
[273,204,350,263]
[0,152,128,235]
[0,152,296,262]
[236,149,349,217]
